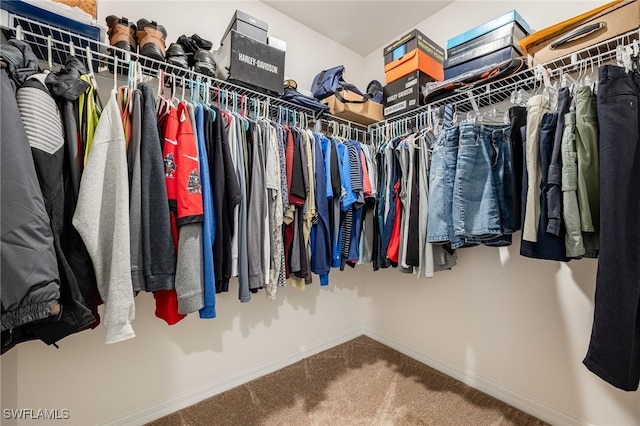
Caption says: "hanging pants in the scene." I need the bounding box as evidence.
[583,65,640,391]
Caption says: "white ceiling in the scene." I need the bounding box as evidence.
[261,1,453,56]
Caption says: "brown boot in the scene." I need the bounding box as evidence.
[105,15,137,54]
[137,18,167,62]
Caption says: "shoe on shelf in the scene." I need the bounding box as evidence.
[106,15,137,54]
[136,18,167,62]
[193,49,216,77]
[191,34,213,50]
[165,43,189,69]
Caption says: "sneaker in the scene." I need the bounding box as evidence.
[136,18,167,62]
[193,49,216,77]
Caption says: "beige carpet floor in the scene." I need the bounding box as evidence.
[148,336,547,426]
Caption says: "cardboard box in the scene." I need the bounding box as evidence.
[213,30,285,95]
[53,0,96,19]
[383,71,433,118]
[222,9,268,44]
[384,29,444,82]
[447,21,528,59]
[385,48,444,83]
[322,90,383,125]
[444,46,522,81]
[520,0,639,67]
[447,10,531,50]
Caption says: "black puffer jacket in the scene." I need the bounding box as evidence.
[0,40,61,351]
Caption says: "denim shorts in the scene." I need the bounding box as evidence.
[452,122,514,247]
[427,125,463,248]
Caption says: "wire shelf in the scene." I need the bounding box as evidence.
[372,28,640,135]
[1,11,369,141]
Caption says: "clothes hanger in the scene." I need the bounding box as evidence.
[156,69,171,118]
[85,46,98,88]
[45,35,53,73]
[112,55,118,92]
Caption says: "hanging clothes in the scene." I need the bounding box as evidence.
[138,83,176,294]
[0,40,61,353]
[520,112,568,261]
[206,106,241,294]
[574,86,600,258]
[195,104,216,319]
[128,87,145,292]
[17,69,97,344]
[584,64,640,392]
[73,89,135,344]
[46,55,101,324]
[163,101,205,316]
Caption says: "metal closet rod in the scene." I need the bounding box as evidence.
[370,28,640,135]
[4,14,368,134]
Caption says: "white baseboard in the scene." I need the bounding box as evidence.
[102,327,362,426]
[363,328,588,426]
[103,327,590,426]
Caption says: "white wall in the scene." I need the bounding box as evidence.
[5,2,640,426]
[362,2,640,425]
[98,0,368,92]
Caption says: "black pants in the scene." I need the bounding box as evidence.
[583,65,640,391]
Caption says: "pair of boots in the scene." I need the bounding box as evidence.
[106,16,167,62]
[166,34,216,77]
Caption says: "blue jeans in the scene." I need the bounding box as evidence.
[452,122,514,248]
[427,126,462,248]
[584,65,640,392]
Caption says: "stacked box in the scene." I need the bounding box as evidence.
[382,71,432,118]
[214,10,285,95]
[444,10,530,80]
[383,29,444,83]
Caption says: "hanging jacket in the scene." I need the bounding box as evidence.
[310,134,331,285]
[73,89,135,344]
[128,89,145,291]
[155,103,185,325]
[45,56,100,324]
[139,84,176,292]
[15,69,97,347]
[207,107,242,293]
[1,41,61,352]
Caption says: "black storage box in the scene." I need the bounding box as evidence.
[213,30,285,95]
[383,70,433,118]
[222,9,268,44]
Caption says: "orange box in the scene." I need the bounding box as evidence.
[384,48,444,84]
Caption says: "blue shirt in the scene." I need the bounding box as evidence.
[196,105,217,319]
[310,133,331,285]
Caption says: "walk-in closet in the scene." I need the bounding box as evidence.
[1,1,639,425]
